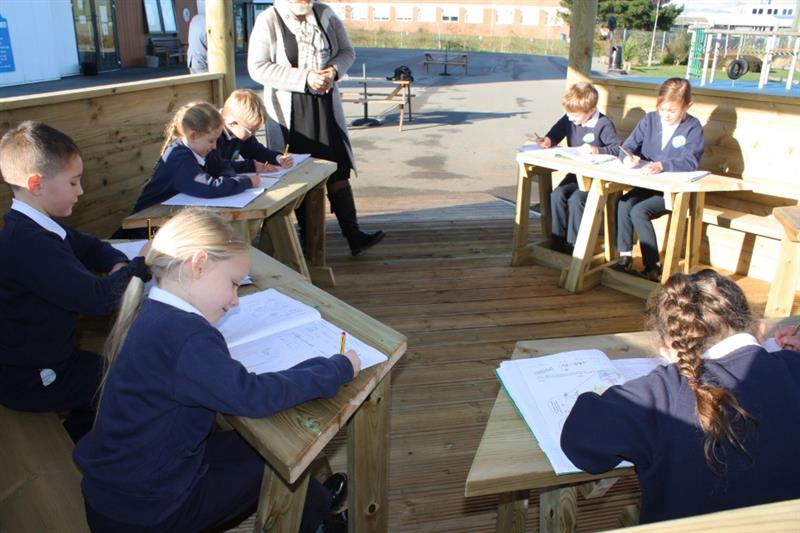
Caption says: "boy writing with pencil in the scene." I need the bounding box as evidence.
[0,121,148,442]
[536,82,621,254]
[212,88,294,173]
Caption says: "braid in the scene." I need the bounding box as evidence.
[646,270,756,475]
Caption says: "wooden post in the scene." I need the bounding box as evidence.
[206,0,236,101]
[567,0,598,84]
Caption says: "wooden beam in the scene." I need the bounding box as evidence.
[206,0,236,101]
[567,1,598,84]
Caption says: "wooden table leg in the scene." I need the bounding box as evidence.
[539,485,577,533]
[303,183,336,287]
[604,191,621,263]
[253,466,309,533]
[765,236,800,317]
[685,192,705,274]
[261,201,312,281]
[348,374,390,533]
[232,219,252,243]
[564,179,605,293]
[497,490,529,533]
[661,192,690,283]
[512,163,535,266]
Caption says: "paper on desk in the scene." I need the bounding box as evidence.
[258,153,312,179]
[600,159,710,182]
[554,147,617,165]
[517,143,542,153]
[217,289,387,375]
[162,187,266,208]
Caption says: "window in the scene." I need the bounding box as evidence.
[752,8,757,14]
[495,7,514,25]
[521,7,539,26]
[545,8,562,26]
[418,5,435,23]
[395,5,413,22]
[442,6,459,23]
[758,8,763,14]
[143,0,176,33]
[464,6,483,24]
[373,5,389,21]
[329,4,346,20]
[351,4,368,21]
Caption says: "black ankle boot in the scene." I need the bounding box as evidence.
[328,184,385,256]
[294,204,307,257]
[611,255,633,273]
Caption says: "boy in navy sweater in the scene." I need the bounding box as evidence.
[537,82,621,253]
[214,88,294,174]
[562,270,800,523]
[0,121,147,441]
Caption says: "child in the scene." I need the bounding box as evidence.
[561,270,800,524]
[537,82,621,253]
[0,121,147,442]
[74,209,361,533]
[613,78,705,281]
[130,101,262,215]
[213,88,294,174]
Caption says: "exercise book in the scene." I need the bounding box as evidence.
[217,289,387,375]
[496,349,664,475]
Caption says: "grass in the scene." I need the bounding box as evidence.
[627,64,762,82]
[347,29,571,56]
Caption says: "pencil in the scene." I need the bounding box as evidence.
[534,131,542,141]
[283,144,290,158]
[619,145,633,159]
[147,218,152,240]
[339,331,347,353]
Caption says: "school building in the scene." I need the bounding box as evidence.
[325,0,569,39]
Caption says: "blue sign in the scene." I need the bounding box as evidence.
[0,15,16,73]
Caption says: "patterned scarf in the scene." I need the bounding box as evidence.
[276,1,331,94]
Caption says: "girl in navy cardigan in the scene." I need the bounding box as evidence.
[75,209,360,532]
[562,270,800,524]
[613,78,705,281]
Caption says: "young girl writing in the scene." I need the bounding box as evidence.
[75,209,360,532]
[561,270,800,524]
[613,78,705,281]
[129,101,262,216]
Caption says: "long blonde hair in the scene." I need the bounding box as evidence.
[646,269,756,474]
[160,101,223,155]
[101,209,249,393]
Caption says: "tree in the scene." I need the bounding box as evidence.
[560,0,683,31]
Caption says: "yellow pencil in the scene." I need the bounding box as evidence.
[147,218,153,240]
[283,144,290,158]
[619,145,633,159]
[339,331,347,353]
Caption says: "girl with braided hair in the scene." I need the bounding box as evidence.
[561,269,800,523]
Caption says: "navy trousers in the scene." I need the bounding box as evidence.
[550,174,578,241]
[84,431,332,533]
[0,349,102,442]
[566,189,588,245]
[616,188,668,269]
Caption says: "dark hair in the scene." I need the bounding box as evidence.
[0,121,81,186]
[646,269,756,474]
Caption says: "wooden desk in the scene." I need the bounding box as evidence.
[122,158,336,287]
[423,51,469,74]
[512,151,750,295]
[230,247,406,532]
[466,318,794,533]
[765,206,800,317]
[340,78,413,131]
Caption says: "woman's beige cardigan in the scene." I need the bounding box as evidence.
[247,2,357,173]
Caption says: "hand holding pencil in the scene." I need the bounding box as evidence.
[619,145,640,167]
[774,324,800,351]
[534,132,552,148]
[339,332,361,377]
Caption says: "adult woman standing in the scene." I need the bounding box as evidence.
[247,0,384,256]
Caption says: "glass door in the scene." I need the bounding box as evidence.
[71,0,119,71]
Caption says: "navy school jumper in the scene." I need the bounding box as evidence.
[131,141,254,214]
[615,111,705,267]
[74,297,354,527]
[0,209,137,416]
[214,127,282,174]
[562,343,800,524]
[544,112,621,244]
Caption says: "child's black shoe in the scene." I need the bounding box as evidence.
[639,265,663,282]
[323,473,348,514]
[611,256,633,273]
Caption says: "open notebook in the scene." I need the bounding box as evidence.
[496,349,664,475]
[217,289,387,375]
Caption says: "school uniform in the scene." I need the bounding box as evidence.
[561,334,800,524]
[545,111,621,245]
[74,287,354,532]
[0,200,139,441]
[616,112,704,269]
[130,141,254,214]
[213,127,282,174]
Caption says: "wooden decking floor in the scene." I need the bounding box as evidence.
[225,192,794,533]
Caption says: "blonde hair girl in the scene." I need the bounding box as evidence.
[75,208,359,532]
[562,269,800,524]
[160,101,224,155]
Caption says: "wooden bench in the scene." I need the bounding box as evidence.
[148,35,187,66]
[0,406,88,532]
[423,51,468,74]
[593,78,800,311]
[339,77,413,131]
